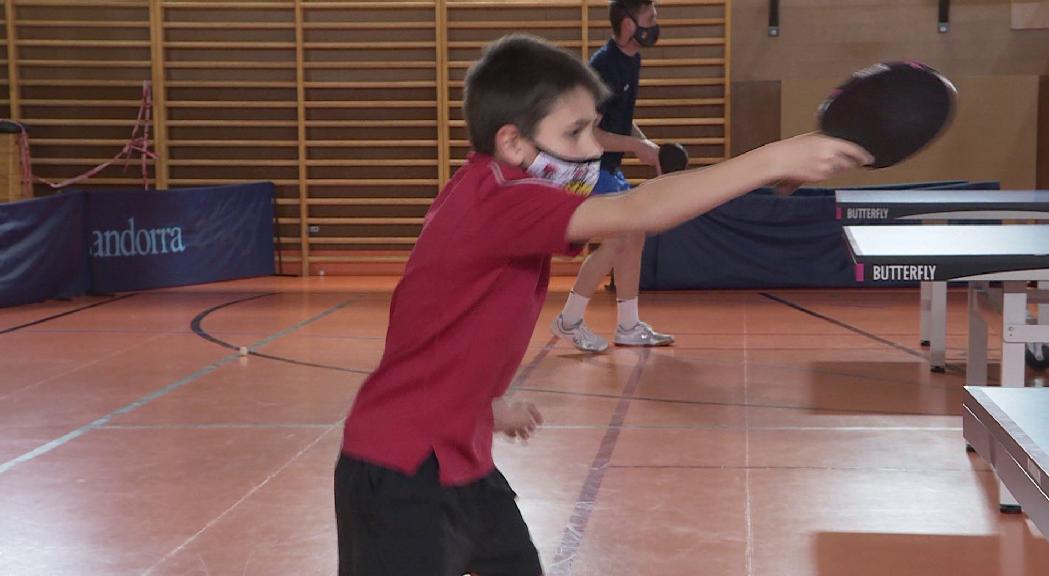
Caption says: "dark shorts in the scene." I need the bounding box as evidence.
[334,453,542,576]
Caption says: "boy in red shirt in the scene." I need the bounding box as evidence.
[336,34,870,576]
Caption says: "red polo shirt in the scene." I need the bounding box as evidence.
[341,152,586,485]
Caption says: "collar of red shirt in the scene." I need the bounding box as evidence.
[466,151,530,182]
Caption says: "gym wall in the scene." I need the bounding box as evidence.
[0,0,728,275]
[730,0,1049,189]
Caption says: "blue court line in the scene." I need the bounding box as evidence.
[101,423,334,430]
[548,349,651,575]
[0,295,358,477]
[508,335,559,394]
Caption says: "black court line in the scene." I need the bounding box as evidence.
[245,351,372,375]
[658,348,966,391]
[194,298,567,377]
[760,292,931,362]
[189,292,277,349]
[0,296,358,477]
[516,386,960,418]
[0,294,136,335]
[190,292,373,375]
[538,424,961,431]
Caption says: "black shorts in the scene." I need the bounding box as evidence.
[334,453,542,576]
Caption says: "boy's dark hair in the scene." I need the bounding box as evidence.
[609,0,654,36]
[463,34,609,156]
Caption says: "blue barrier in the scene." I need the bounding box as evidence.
[0,182,274,307]
[640,181,1000,290]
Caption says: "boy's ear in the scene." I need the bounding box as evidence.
[494,123,529,166]
[619,15,636,41]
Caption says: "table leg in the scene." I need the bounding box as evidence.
[930,281,947,372]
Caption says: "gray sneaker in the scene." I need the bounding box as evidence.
[614,321,675,347]
[551,314,609,353]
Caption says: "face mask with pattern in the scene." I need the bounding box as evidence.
[524,146,602,196]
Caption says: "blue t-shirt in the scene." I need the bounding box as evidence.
[590,38,641,173]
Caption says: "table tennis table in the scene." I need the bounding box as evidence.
[847,224,1049,514]
[846,223,1049,386]
[836,190,1049,372]
[963,386,1048,534]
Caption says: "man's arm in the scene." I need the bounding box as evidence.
[595,127,659,169]
[631,122,646,140]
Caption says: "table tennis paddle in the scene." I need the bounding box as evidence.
[818,61,956,169]
[658,143,689,174]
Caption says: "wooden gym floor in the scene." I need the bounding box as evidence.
[2,276,1047,575]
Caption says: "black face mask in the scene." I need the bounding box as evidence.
[628,14,660,47]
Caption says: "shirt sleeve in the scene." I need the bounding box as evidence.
[480,179,587,258]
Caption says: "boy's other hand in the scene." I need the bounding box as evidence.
[494,400,544,441]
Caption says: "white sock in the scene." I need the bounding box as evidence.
[561,291,589,326]
[617,298,639,329]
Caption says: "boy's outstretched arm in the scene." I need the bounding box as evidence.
[565,133,872,242]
